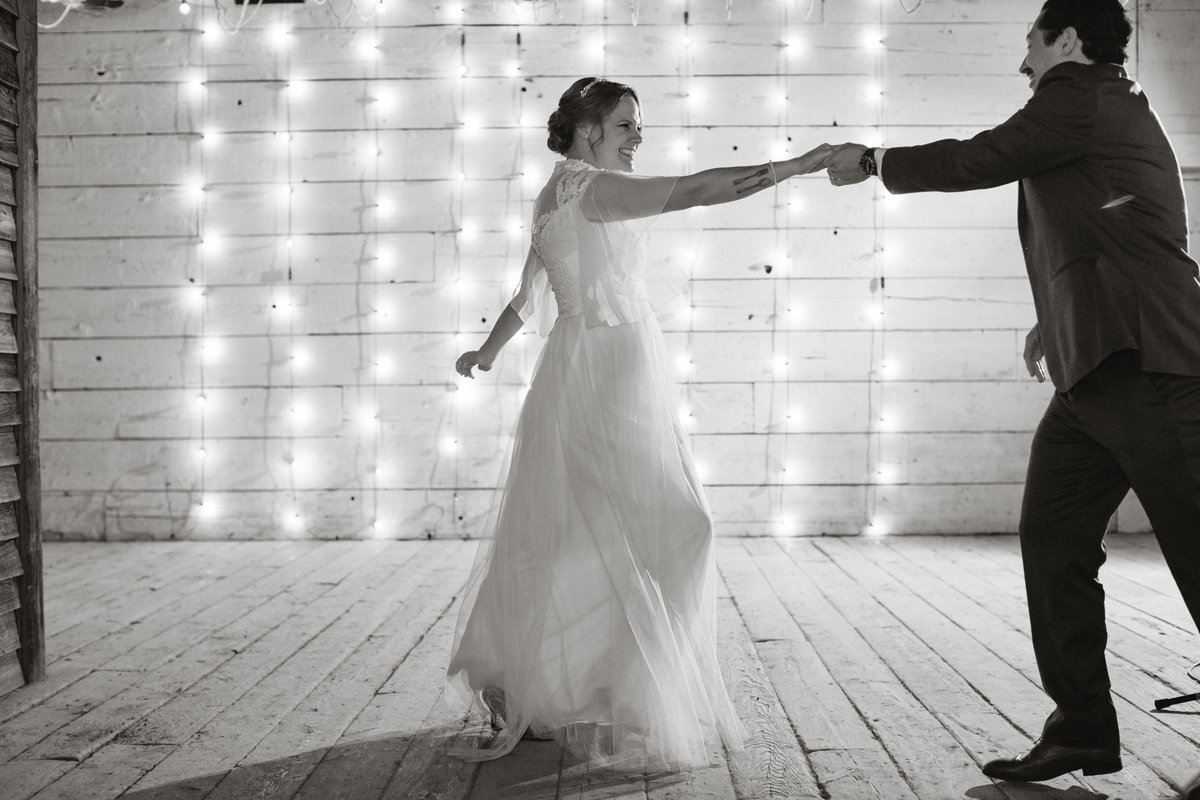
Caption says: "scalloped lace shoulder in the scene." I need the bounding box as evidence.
[554,159,598,209]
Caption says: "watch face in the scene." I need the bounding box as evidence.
[858,149,876,176]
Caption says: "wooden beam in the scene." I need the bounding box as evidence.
[14,0,42,684]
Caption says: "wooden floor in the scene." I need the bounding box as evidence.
[0,536,1197,800]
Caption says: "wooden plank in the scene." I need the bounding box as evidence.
[0,201,13,241]
[0,574,16,613]
[44,543,229,653]
[0,313,16,353]
[0,501,19,542]
[8,0,33,690]
[0,13,13,55]
[0,426,17,466]
[0,646,20,692]
[0,164,14,205]
[41,487,497,542]
[0,668,143,762]
[0,122,14,169]
[719,541,917,799]
[0,536,20,579]
[41,542,197,636]
[713,560,823,800]
[0,667,89,726]
[56,560,286,672]
[24,743,175,800]
[0,607,17,653]
[0,239,13,280]
[0,760,72,800]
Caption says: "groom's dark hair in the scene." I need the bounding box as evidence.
[1038,0,1132,65]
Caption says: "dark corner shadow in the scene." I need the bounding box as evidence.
[966,783,1109,800]
[117,722,691,800]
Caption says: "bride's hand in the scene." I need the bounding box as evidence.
[455,349,494,379]
[789,143,835,175]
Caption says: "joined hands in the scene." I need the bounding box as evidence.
[824,143,871,186]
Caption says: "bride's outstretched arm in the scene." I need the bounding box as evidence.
[455,305,524,379]
[661,144,833,213]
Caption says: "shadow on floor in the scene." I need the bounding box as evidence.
[119,723,688,800]
[967,784,1108,800]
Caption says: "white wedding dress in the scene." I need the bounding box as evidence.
[446,159,744,768]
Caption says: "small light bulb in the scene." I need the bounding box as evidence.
[374,90,395,111]
[178,0,191,15]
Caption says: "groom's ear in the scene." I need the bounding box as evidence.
[1057,25,1081,56]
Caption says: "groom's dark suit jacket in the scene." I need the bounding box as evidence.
[880,61,1200,392]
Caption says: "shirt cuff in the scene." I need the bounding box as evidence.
[875,147,888,182]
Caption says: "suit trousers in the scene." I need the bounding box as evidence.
[1020,350,1200,748]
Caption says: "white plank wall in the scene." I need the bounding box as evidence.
[35,0,1200,539]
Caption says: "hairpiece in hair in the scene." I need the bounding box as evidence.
[579,78,601,97]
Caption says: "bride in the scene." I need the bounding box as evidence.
[448,76,830,768]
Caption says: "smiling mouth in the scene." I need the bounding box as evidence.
[619,147,637,159]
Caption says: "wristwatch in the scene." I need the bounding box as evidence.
[859,148,878,177]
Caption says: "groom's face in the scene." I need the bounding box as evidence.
[1020,11,1063,91]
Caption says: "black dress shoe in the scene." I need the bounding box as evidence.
[1178,769,1200,799]
[982,739,1122,782]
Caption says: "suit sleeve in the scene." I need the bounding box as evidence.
[881,71,1095,195]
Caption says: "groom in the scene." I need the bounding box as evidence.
[826,0,1200,786]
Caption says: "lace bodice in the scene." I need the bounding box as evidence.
[531,160,604,319]
[510,159,679,334]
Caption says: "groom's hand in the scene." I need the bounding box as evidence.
[826,143,870,186]
[1023,325,1047,383]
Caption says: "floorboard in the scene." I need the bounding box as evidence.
[0,536,1195,800]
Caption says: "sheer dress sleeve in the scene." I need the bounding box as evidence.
[574,165,686,328]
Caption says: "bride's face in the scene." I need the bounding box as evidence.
[582,94,642,172]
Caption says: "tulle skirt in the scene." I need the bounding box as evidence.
[445,305,744,768]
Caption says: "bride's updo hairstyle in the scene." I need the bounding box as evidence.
[547,77,640,156]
